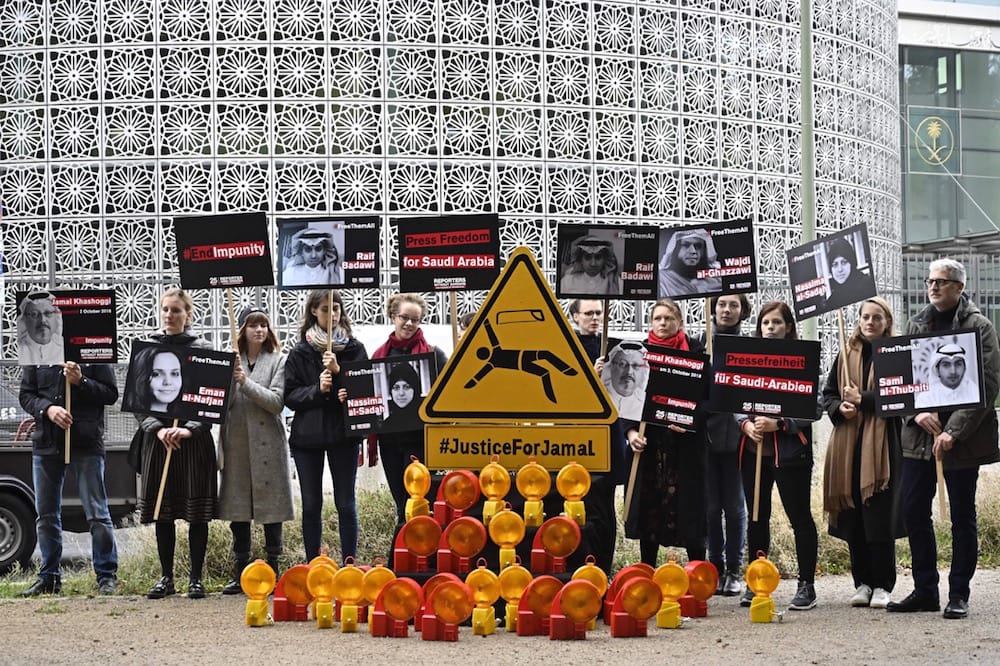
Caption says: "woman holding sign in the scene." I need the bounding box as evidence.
[820,297,904,609]
[369,293,448,524]
[284,290,368,563]
[738,301,819,611]
[623,298,708,566]
[138,288,218,600]
[218,307,295,594]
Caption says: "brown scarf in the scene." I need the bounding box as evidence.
[823,339,890,526]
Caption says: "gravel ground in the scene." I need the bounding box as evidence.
[5,569,1000,665]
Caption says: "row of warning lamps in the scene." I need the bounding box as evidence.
[402,458,594,531]
[239,555,769,638]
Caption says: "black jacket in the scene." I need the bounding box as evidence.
[284,337,368,450]
[19,364,118,456]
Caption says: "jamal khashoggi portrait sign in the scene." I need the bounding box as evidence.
[174,212,274,289]
[15,289,117,366]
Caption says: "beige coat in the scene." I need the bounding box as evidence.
[218,349,295,523]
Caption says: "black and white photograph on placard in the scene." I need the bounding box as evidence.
[600,340,649,421]
[121,341,235,423]
[657,219,756,301]
[787,223,877,320]
[556,224,660,299]
[16,290,65,366]
[873,329,985,416]
[278,220,345,287]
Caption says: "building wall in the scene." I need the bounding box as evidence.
[0,0,901,367]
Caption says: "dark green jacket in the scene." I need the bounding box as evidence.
[902,295,1000,469]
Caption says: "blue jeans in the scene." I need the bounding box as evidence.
[32,453,118,582]
[705,450,746,574]
[901,458,979,602]
[291,445,359,563]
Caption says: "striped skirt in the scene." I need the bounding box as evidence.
[138,429,218,523]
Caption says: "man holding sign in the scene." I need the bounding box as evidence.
[18,361,119,596]
[888,259,1000,619]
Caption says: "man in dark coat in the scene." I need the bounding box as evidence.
[887,258,1000,619]
[19,360,120,596]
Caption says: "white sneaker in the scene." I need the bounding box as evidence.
[850,584,873,607]
[870,588,891,609]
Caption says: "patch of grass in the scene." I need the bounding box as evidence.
[4,475,1000,598]
[34,600,66,614]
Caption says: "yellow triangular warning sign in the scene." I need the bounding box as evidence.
[421,247,618,424]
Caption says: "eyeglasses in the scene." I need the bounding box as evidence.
[925,278,961,288]
[395,314,422,325]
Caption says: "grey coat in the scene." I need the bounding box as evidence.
[218,349,295,523]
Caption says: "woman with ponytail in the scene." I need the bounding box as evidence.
[622,298,708,566]
[284,289,368,563]
[368,293,448,525]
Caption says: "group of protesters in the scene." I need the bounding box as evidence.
[565,256,998,620]
[19,256,999,622]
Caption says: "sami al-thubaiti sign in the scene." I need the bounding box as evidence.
[787,223,877,320]
[395,213,500,292]
[707,335,821,420]
[174,212,274,289]
[121,341,235,424]
[276,216,380,289]
[15,289,117,366]
[555,223,660,299]
[873,329,985,417]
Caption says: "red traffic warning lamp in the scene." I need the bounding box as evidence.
[516,574,564,636]
[422,580,475,642]
[393,514,442,573]
[438,515,488,575]
[610,577,662,638]
[678,560,717,618]
[434,469,481,527]
[416,572,462,633]
[272,564,312,622]
[371,577,423,638]
[550,579,602,640]
[602,563,652,625]
[530,515,581,574]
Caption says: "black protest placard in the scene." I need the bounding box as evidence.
[121,341,235,424]
[395,214,500,292]
[15,289,117,365]
[640,344,710,430]
[341,352,437,435]
[708,335,821,419]
[787,223,877,320]
[174,212,273,289]
[556,224,659,299]
[873,329,985,417]
[276,216,380,289]
[657,219,756,300]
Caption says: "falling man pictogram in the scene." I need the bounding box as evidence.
[464,315,578,403]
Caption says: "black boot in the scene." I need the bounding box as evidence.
[222,553,251,595]
[266,554,281,580]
